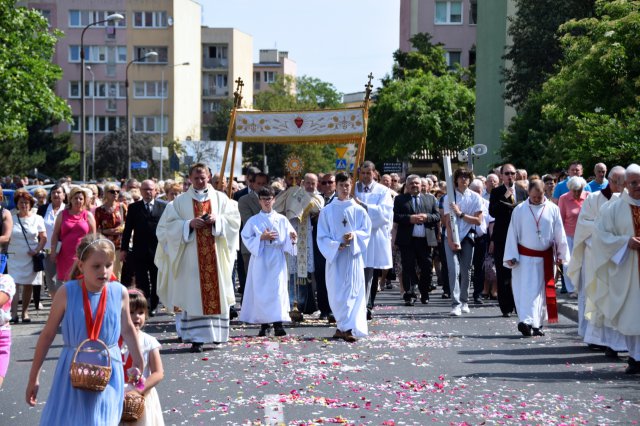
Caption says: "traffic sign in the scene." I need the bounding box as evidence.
[335,159,347,170]
[131,161,148,170]
[382,162,402,174]
[335,147,348,158]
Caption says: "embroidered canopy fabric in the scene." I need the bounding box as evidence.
[235,108,366,143]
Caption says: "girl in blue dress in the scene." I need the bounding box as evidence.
[26,235,144,425]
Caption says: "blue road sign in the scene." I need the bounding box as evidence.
[131,161,148,170]
[349,163,355,172]
[335,159,347,170]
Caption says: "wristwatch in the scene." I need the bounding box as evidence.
[458,212,465,219]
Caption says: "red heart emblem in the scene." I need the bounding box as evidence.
[294,117,304,128]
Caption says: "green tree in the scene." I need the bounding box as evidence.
[502,0,640,173]
[0,1,71,141]
[94,127,154,179]
[246,74,341,177]
[207,98,234,141]
[368,33,475,163]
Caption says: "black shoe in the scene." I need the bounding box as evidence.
[429,284,437,292]
[441,293,450,299]
[258,324,271,337]
[420,296,429,304]
[149,309,157,317]
[273,323,286,337]
[366,308,372,321]
[604,347,619,358]
[532,327,545,336]
[385,282,393,290]
[404,300,415,306]
[319,313,328,321]
[625,358,640,374]
[517,322,532,337]
[190,342,204,353]
[502,312,511,318]
[229,307,239,320]
[588,344,606,351]
[327,313,336,324]
[473,298,483,305]
[9,316,19,324]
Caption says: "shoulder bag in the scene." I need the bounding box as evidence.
[17,215,45,272]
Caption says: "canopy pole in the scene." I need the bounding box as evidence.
[219,77,243,193]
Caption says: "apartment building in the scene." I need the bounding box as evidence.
[201,27,253,139]
[399,0,477,69]
[23,0,202,168]
[253,49,297,97]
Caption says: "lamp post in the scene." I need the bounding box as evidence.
[80,13,123,181]
[160,62,189,181]
[86,66,96,181]
[126,51,158,179]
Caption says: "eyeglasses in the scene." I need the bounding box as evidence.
[108,190,120,194]
[503,172,516,176]
[321,181,335,185]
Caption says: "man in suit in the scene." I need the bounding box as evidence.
[121,179,167,316]
[313,173,336,321]
[233,166,261,202]
[489,163,527,317]
[394,174,440,306]
[233,166,261,297]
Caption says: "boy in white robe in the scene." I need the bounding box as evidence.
[240,187,297,337]
[504,180,570,337]
[317,172,372,343]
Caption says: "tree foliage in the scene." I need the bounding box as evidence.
[501,0,640,173]
[94,127,154,179]
[368,33,475,164]
[246,74,341,177]
[0,1,71,140]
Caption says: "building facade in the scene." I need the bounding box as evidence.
[24,0,202,176]
[253,49,297,98]
[399,0,477,69]
[201,27,253,140]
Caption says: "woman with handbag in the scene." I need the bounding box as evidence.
[8,189,46,323]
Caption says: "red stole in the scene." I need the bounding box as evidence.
[193,199,221,315]
[517,244,558,323]
[631,205,640,273]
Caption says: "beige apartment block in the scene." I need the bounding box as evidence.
[23,0,202,167]
[253,49,297,98]
[201,27,253,139]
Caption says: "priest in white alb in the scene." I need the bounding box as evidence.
[240,186,297,337]
[566,166,627,356]
[504,179,569,337]
[354,160,394,319]
[156,163,241,353]
[590,164,640,374]
[317,172,371,343]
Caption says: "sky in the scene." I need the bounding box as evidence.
[201,0,401,95]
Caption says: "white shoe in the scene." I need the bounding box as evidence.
[461,303,470,313]
[450,306,462,316]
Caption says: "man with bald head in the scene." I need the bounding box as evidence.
[588,163,608,192]
[121,179,167,315]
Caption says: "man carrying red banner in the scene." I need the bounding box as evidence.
[504,179,570,337]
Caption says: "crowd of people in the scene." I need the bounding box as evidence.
[0,157,638,425]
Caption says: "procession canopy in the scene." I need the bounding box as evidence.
[234,107,366,144]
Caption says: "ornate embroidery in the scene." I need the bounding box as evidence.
[631,205,640,273]
[193,199,221,315]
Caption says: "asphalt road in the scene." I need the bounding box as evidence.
[2,285,639,425]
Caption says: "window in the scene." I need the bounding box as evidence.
[69,81,125,99]
[133,11,168,28]
[71,116,125,133]
[445,51,462,70]
[207,45,228,60]
[435,1,462,24]
[134,46,168,63]
[34,9,52,26]
[68,10,126,28]
[254,72,261,89]
[133,81,168,98]
[133,116,168,133]
[215,74,228,88]
[263,71,276,83]
[68,45,127,63]
[469,47,476,66]
[469,0,477,25]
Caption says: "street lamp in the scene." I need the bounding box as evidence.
[126,51,158,179]
[160,62,190,181]
[86,66,96,181]
[80,12,123,181]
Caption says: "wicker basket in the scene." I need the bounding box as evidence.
[121,391,145,422]
[69,338,112,392]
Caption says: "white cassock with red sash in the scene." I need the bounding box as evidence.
[156,185,240,343]
[504,198,569,328]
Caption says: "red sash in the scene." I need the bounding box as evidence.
[517,244,558,323]
[81,280,108,340]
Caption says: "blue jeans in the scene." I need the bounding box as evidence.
[444,238,475,308]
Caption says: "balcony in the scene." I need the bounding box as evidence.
[202,87,229,97]
[202,57,228,69]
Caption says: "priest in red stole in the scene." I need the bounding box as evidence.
[156,163,240,353]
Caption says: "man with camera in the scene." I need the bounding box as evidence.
[443,168,484,316]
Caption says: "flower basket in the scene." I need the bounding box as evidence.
[69,338,112,392]
[121,391,145,422]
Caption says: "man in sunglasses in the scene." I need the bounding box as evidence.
[489,163,527,318]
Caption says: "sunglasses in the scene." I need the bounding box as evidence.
[108,190,120,194]
[503,172,516,176]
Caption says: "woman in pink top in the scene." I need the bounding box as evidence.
[49,187,96,298]
[558,176,588,297]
